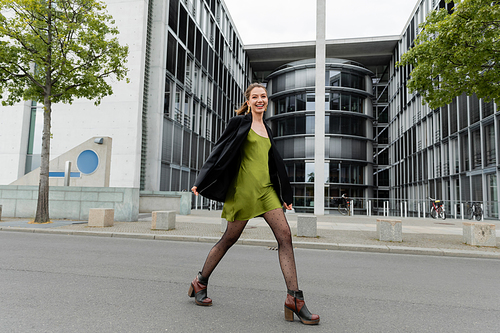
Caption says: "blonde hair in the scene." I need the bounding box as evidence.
[235,83,268,115]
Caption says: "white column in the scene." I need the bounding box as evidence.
[314,0,326,216]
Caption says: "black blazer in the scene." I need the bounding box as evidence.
[193,112,293,205]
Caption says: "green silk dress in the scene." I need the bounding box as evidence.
[221,129,282,222]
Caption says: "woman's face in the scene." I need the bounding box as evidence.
[247,87,268,114]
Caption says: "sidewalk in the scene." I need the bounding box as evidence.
[1,210,499,259]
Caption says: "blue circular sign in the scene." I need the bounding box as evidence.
[77,150,99,174]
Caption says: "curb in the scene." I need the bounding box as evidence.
[1,226,499,260]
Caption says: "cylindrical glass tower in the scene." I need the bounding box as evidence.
[266,58,374,213]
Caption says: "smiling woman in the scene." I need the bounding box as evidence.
[188,83,320,325]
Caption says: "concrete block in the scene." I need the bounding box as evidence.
[88,208,114,227]
[463,222,497,247]
[376,218,402,242]
[221,218,227,233]
[297,215,317,237]
[151,211,176,230]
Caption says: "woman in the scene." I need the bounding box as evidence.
[189,83,320,325]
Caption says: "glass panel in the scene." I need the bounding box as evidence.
[329,115,340,134]
[471,175,482,201]
[471,129,481,169]
[306,93,315,110]
[306,68,315,87]
[296,93,306,111]
[295,69,307,89]
[296,116,306,134]
[341,72,351,88]
[351,95,359,113]
[330,92,339,110]
[482,99,494,118]
[285,117,294,135]
[488,174,498,218]
[295,163,305,182]
[305,163,315,182]
[294,137,305,158]
[328,70,340,86]
[484,123,496,166]
[469,93,480,124]
[341,94,350,111]
[288,95,296,112]
[330,162,340,183]
[306,115,315,134]
[460,133,469,172]
[277,97,286,114]
[286,71,295,90]
[283,139,294,158]
[305,137,315,158]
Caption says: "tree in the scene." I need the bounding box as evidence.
[397,0,499,109]
[0,0,129,223]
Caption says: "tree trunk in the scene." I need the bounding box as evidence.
[34,98,51,223]
[34,0,52,223]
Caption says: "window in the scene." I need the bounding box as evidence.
[164,80,171,117]
[471,129,481,169]
[166,33,177,76]
[484,123,496,166]
[306,93,315,110]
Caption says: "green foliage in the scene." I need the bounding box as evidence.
[0,0,129,106]
[397,0,499,109]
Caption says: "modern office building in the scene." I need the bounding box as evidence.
[386,0,499,218]
[0,0,498,217]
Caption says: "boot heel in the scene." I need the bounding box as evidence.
[188,284,195,297]
[284,306,294,322]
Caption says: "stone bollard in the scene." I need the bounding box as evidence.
[462,222,496,247]
[88,208,114,227]
[297,215,317,237]
[221,218,228,233]
[151,211,176,230]
[376,218,402,242]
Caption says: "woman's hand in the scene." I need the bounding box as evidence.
[191,186,199,196]
[283,202,293,210]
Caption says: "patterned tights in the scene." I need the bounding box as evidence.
[200,208,299,291]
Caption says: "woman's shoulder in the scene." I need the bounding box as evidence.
[227,113,251,126]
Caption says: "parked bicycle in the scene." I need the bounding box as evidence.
[467,202,483,221]
[429,197,446,220]
[338,194,350,216]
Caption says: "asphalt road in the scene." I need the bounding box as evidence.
[1,232,499,333]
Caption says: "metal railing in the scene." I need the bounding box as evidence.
[290,197,500,220]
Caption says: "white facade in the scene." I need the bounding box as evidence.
[0,0,149,188]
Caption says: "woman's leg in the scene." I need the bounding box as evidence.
[262,208,298,291]
[200,219,248,278]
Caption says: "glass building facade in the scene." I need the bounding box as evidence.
[385,0,499,218]
[161,0,251,208]
[265,59,375,213]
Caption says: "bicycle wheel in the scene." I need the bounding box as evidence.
[430,208,437,219]
[438,208,446,220]
[475,207,483,221]
[338,204,348,216]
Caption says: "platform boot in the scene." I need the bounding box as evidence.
[284,289,320,325]
[188,272,212,306]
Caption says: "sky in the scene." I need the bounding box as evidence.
[223,0,419,45]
